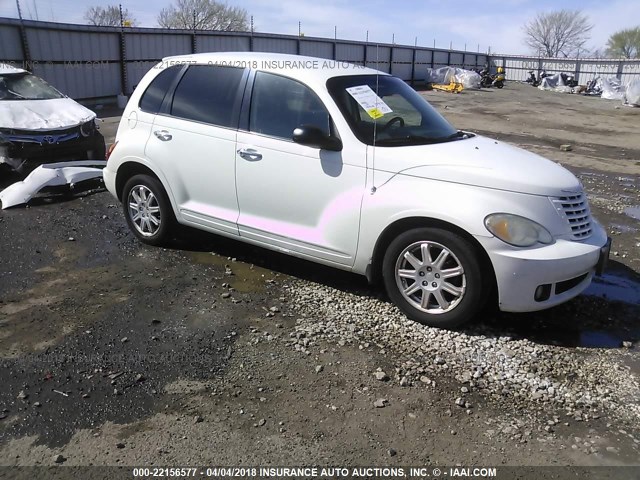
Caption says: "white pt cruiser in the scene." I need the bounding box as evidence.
[104,52,611,328]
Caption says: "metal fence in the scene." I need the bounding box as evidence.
[0,17,489,100]
[1,17,639,101]
[492,55,640,84]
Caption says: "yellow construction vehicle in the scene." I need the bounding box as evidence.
[431,81,464,93]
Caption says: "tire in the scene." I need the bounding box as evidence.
[122,174,176,246]
[495,81,504,89]
[382,228,486,329]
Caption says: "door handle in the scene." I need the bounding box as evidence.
[153,130,172,141]
[237,148,262,161]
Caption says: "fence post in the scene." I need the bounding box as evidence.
[333,26,337,60]
[119,28,127,95]
[389,45,394,75]
[410,48,416,86]
[17,20,32,71]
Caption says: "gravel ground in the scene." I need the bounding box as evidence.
[0,82,639,473]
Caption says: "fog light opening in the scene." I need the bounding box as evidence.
[535,284,552,302]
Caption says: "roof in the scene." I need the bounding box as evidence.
[160,52,388,89]
[0,64,27,75]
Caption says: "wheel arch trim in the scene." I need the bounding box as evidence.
[364,216,497,295]
[114,158,180,219]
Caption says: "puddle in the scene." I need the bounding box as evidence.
[623,206,640,221]
[577,331,628,348]
[188,252,276,292]
[505,272,640,349]
[585,273,640,305]
[609,223,638,233]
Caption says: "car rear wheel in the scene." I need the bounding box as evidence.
[122,174,175,246]
[382,228,485,329]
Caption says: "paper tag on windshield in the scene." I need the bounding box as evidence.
[346,85,393,119]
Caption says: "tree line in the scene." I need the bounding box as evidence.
[84,3,639,59]
[524,9,639,59]
[84,0,249,31]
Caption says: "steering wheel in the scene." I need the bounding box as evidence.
[380,116,405,130]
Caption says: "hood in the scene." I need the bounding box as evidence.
[0,98,96,131]
[373,135,581,196]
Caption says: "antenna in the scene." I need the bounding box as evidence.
[371,44,380,194]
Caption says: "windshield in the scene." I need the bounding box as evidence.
[327,75,460,146]
[0,73,64,100]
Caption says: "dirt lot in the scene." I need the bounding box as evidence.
[1,82,639,477]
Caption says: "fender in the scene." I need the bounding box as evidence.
[112,155,182,220]
[352,170,566,276]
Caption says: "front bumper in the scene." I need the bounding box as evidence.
[476,225,610,313]
[0,131,106,172]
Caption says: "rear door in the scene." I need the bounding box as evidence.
[144,64,247,236]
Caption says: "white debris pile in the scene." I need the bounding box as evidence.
[601,78,626,101]
[624,78,640,106]
[426,67,481,89]
[0,160,106,209]
[538,73,572,93]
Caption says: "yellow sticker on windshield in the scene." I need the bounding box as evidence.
[367,108,385,119]
[346,85,393,119]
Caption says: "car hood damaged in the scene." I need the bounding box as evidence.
[0,98,96,130]
[0,160,106,209]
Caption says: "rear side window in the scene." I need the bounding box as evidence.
[170,65,244,128]
[139,65,182,113]
[250,71,330,140]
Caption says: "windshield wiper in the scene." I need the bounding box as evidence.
[438,130,470,141]
[375,135,437,146]
[7,90,27,100]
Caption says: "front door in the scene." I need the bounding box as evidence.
[235,71,366,266]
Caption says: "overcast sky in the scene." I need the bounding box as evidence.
[1,0,638,55]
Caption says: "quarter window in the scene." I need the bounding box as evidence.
[250,72,330,140]
[170,65,244,128]
[139,65,182,113]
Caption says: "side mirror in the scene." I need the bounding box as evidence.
[292,125,342,151]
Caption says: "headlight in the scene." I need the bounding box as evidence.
[80,120,95,137]
[485,213,554,247]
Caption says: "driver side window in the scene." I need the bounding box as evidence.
[250,71,330,140]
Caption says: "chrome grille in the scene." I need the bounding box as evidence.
[551,193,592,239]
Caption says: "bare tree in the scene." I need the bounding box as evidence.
[157,0,248,30]
[606,27,640,59]
[524,10,593,57]
[84,5,137,27]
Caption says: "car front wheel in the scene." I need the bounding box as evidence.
[382,228,485,329]
[122,174,175,246]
